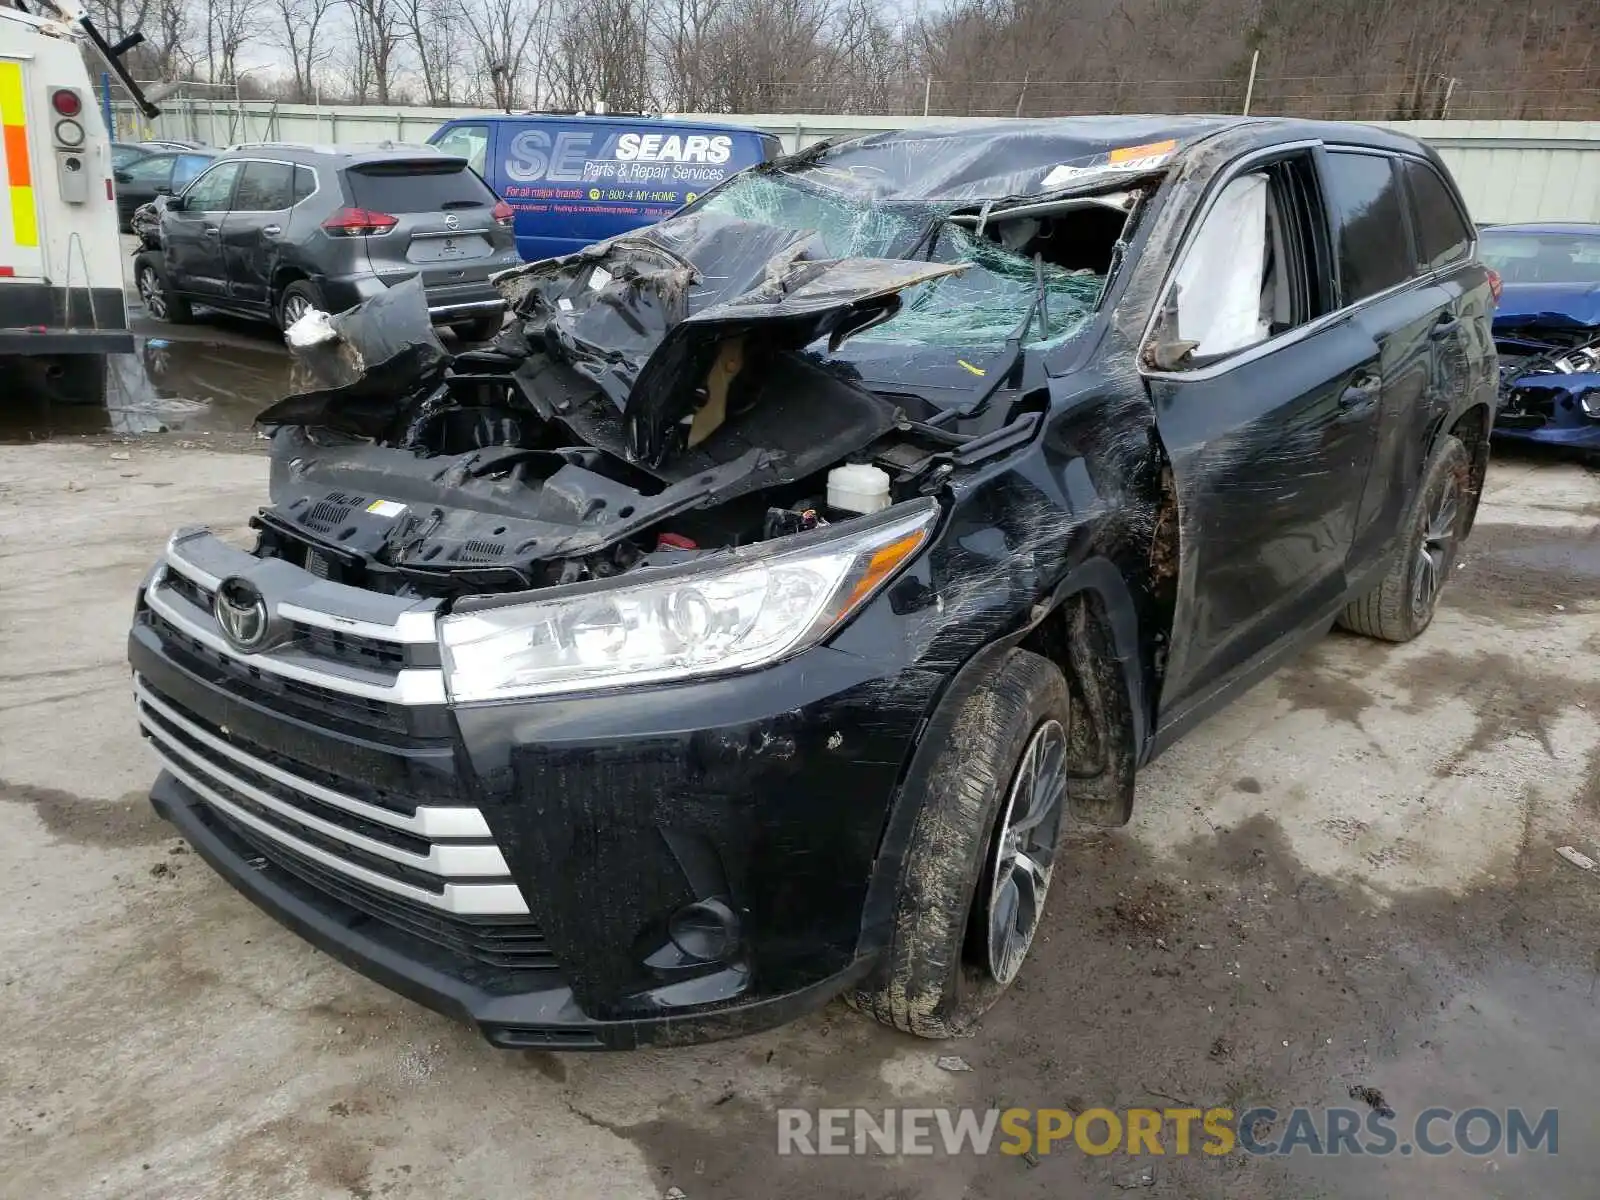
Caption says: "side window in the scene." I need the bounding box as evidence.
[433,123,489,176]
[234,161,295,211]
[183,161,242,211]
[122,154,175,185]
[293,165,317,205]
[1401,159,1472,272]
[1161,154,1327,363]
[172,154,210,189]
[1321,151,1411,303]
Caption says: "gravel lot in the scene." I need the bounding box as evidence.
[2,432,1598,1199]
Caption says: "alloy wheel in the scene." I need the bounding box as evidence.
[137,265,167,320]
[281,294,312,326]
[984,718,1069,985]
[1412,474,1460,619]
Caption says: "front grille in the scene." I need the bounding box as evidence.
[137,674,525,919]
[148,610,411,734]
[220,818,558,972]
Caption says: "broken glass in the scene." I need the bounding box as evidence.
[698,173,1104,351]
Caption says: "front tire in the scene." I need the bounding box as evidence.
[135,253,192,323]
[853,649,1071,1038]
[1338,434,1470,642]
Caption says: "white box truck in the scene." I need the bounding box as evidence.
[1,0,156,403]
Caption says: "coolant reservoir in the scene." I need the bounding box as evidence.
[827,464,891,515]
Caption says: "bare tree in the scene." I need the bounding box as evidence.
[344,0,405,103]
[546,0,653,111]
[653,0,723,111]
[273,0,338,101]
[458,0,548,110]
[203,0,260,84]
[400,0,469,105]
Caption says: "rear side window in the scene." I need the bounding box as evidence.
[122,154,175,185]
[433,124,489,176]
[234,161,294,211]
[1322,151,1411,304]
[345,162,495,213]
[1401,159,1472,271]
[294,165,316,204]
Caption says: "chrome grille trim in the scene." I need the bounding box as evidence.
[134,676,489,839]
[158,751,529,915]
[275,600,440,645]
[145,579,447,706]
[145,723,510,878]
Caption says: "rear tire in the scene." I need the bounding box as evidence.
[852,649,1071,1038]
[1338,434,1470,642]
[276,280,326,331]
[135,253,192,323]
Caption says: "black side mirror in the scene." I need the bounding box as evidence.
[164,194,186,211]
[113,169,130,183]
[1147,285,1200,372]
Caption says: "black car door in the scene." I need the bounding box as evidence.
[222,160,297,312]
[163,160,242,300]
[1316,149,1455,580]
[1145,148,1385,732]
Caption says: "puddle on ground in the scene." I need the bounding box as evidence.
[0,337,291,442]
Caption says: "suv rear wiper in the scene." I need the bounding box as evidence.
[441,199,486,210]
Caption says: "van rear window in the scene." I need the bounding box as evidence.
[345,162,495,213]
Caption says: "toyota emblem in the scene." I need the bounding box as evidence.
[214,577,270,652]
[444,213,459,230]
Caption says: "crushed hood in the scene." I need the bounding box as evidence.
[493,210,962,466]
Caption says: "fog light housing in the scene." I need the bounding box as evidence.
[667,899,739,962]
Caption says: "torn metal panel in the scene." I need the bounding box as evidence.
[256,276,449,439]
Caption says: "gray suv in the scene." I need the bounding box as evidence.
[134,144,519,340]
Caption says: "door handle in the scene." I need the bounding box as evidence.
[262,224,282,236]
[203,226,219,237]
[1430,313,1460,341]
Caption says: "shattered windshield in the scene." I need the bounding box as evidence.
[698,173,1105,351]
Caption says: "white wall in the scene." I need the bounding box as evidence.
[115,102,1600,224]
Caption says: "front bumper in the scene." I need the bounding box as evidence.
[150,771,873,1047]
[130,531,939,1047]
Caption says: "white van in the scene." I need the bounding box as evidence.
[0,0,157,403]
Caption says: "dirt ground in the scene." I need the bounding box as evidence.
[2,425,1599,1199]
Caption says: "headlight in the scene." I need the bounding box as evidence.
[1581,390,1600,418]
[439,498,939,702]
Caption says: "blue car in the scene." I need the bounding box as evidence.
[1480,222,1600,450]
[428,114,780,262]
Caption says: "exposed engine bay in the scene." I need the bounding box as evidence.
[251,151,1146,598]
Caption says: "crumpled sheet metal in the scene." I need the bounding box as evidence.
[255,276,449,438]
[775,116,1230,204]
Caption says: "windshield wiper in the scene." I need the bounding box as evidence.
[903,215,946,261]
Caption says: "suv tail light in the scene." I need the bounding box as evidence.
[1486,267,1503,305]
[322,206,398,237]
[492,200,514,227]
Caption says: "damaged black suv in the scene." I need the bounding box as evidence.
[128,117,1496,1048]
